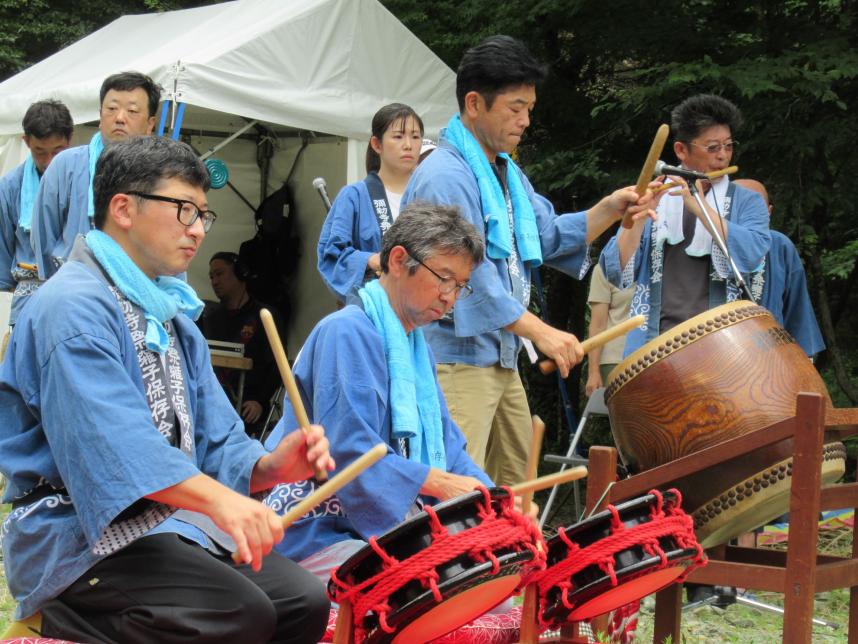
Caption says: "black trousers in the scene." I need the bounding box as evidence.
[40,533,329,644]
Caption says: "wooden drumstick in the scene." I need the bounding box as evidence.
[537,314,645,375]
[233,443,388,564]
[653,165,739,194]
[519,417,545,644]
[622,123,669,229]
[509,466,588,495]
[259,308,327,481]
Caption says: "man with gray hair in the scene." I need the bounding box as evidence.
[264,201,494,576]
[1,136,333,643]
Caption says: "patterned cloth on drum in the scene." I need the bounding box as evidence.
[0,640,79,643]
[321,606,523,643]
[531,489,705,631]
[319,605,639,643]
[328,487,545,644]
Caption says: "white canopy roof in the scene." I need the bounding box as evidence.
[0,0,457,139]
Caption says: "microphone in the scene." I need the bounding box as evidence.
[312,177,332,211]
[654,160,709,181]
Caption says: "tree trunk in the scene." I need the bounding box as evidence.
[809,254,858,405]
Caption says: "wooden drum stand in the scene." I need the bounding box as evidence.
[583,393,858,643]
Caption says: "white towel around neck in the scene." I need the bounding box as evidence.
[655,175,730,256]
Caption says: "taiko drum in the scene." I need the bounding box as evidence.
[605,301,845,547]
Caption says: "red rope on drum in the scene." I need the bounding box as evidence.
[530,488,706,630]
[329,486,546,644]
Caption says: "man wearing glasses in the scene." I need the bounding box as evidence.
[601,93,771,356]
[0,137,334,643]
[263,202,495,577]
[31,71,161,283]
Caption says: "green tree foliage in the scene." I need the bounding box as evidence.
[0,0,217,81]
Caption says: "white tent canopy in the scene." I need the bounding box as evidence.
[0,0,458,345]
[0,0,455,140]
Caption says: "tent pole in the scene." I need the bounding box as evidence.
[171,102,186,140]
[157,99,171,137]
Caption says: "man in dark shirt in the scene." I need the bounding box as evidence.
[200,251,282,438]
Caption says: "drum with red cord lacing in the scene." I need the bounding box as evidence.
[533,489,705,628]
[328,486,545,644]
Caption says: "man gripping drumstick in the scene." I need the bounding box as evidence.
[265,203,500,578]
[0,136,335,644]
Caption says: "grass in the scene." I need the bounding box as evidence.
[1,503,13,634]
[633,527,854,643]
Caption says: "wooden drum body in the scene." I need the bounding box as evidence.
[605,301,845,548]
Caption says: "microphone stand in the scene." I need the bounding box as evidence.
[686,180,756,303]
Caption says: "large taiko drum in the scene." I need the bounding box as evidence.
[605,301,845,548]
[328,487,545,644]
[533,489,705,628]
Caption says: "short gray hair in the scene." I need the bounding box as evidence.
[380,201,484,273]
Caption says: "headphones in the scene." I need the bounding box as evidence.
[213,252,250,281]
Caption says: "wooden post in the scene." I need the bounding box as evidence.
[782,393,824,643]
[577,446,618,639]
[653,583,682,643]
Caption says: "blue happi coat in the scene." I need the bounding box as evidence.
[0,242,265,619]
[30,145,95,280]
[317,181,382,302]
[0,163,40,322]
[402,140,590,369]
[761,230,825,356]
[264,304,491,562]
[600,181,770,356]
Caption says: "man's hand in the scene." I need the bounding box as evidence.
[241,400,264,423]
[420,469,483,501]
[587,182,663,243]
[586,371,603,397]
[367,253,381,273]
[146,474,285,572]
[506,311,584,378]
[513,495,540,524]
[533,326,584,379]
[250,424,336,493]
[209,489,285,572]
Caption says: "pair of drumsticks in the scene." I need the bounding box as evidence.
[250,309,589,541]
[622,123,738,228]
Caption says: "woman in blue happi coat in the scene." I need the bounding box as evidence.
[317,103,424,302]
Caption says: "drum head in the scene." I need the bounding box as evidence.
[693,442,846,548]
[331,488,535,643]
[542,492,698,626]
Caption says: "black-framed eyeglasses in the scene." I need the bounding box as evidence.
[127,191,217,232]
[408,253,473,299]
[690,140,739,154]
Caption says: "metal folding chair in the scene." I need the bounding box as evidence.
[540,387,609,529]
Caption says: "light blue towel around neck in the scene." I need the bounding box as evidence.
[86,230,204,354]
[87,132,105,219]
[444,114,542,267]
[358,279,446,471]
[17,155,40,231]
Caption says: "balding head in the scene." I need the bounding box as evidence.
[734,178,772,216]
